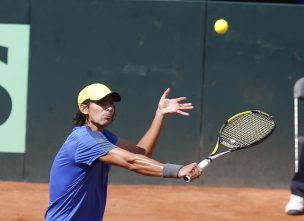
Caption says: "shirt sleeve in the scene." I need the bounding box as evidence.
[102,129,118,145]
[75,131,117,166]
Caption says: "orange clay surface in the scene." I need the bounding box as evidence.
[0,181,303,221]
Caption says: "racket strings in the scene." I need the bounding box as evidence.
[220,113,275,148]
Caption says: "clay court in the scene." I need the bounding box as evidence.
[0,181,303,221]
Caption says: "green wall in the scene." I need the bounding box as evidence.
[0,0,303,187]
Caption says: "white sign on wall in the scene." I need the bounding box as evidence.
[0,24,30,153]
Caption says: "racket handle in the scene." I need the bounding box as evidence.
[183,158,212,182]
[198,158,212,169]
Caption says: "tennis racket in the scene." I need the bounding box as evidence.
[184,110,276,182]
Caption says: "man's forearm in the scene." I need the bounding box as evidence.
[127,155,164,176]
[137,109,165,157]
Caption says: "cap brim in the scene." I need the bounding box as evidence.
[109,92,121,102]
[89,92,121,102]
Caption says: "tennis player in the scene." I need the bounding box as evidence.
[45,83,202,221]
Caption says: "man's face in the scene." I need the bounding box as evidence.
[81,95,115,130]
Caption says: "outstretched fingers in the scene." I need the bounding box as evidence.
[176,110,191,116]
[178,103,194,109]
[158,88,194,116]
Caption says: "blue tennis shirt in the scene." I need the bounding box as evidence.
[45,125,118,221]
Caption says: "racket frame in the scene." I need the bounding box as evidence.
[184,110,275,182]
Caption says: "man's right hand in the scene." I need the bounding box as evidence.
[178,163,202,182]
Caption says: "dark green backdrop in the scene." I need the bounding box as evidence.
[0,0,303,187]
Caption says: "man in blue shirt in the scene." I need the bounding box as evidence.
[45,83,202,221]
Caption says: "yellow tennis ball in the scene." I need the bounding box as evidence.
[214,19,229,35]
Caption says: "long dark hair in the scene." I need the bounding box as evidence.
[73,100,90,126]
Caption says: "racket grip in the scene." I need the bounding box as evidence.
[183,158,212,182]
[198,158,212,170]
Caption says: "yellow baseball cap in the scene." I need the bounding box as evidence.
[77,83,121,107]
